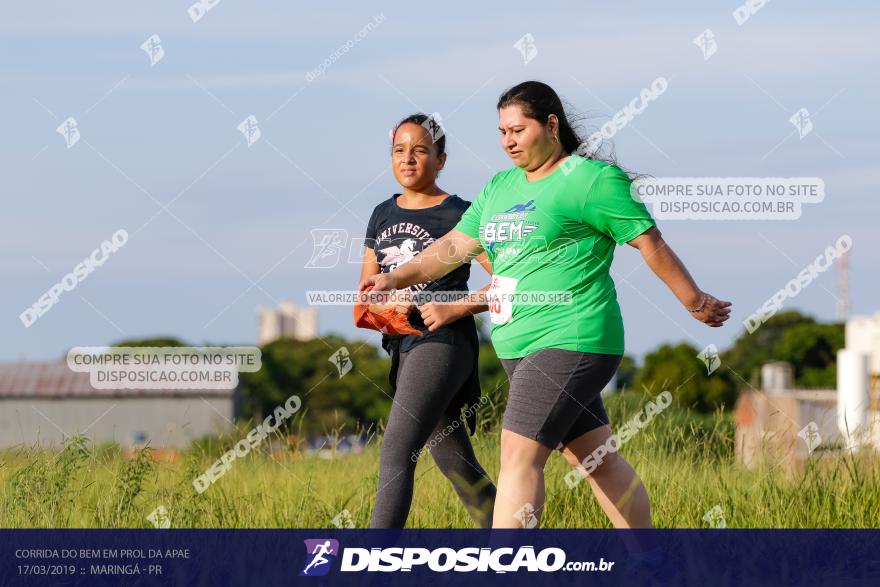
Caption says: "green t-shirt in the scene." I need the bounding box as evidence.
[454,156,655,359]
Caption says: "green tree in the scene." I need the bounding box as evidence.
[616,354,637,391]
[722,310,843,390]
[634,342,736,412]
[771,322,843,388]
[238,336,391,437]
[722,310,811,387]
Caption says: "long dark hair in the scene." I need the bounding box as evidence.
[496,81,620,169]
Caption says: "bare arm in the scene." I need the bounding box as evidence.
[359,229,483,294]
[359,247,411,314]
[626,226,731,327]
[418,251,493,331]
[461,252,493,316]
[359,246,380,282]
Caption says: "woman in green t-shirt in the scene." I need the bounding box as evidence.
[359,81,731,529]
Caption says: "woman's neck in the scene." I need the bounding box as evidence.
[524,145,568,182]
[398,185,449,209]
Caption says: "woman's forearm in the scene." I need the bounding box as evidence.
[627,227,731,327]
[390,230,481,289]
[641,236,703,309]
[368,289,412,314]
[453,283,491,318]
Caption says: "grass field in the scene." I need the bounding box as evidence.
[2,394,878,528]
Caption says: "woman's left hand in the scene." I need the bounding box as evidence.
[418,302,464,332]
[689,292,732,327]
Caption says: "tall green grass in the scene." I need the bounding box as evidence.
[1,394,877,528]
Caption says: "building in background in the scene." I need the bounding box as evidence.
[736,311,880,471]
[0,362,235,449]
[257,302,318,345]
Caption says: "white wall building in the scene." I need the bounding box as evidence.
[0,362,235,449]
[736,311,880,468]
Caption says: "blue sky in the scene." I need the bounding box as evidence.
[3,1,878,362]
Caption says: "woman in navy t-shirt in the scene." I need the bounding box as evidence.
[360,113,496,528]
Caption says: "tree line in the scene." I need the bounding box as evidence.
[112,310,842,436]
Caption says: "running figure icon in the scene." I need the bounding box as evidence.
[301,540,336,575]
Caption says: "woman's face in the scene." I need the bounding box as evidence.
[391,122,445,190]
[498,104,557,170]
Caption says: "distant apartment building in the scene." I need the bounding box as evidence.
[257,302,318,345]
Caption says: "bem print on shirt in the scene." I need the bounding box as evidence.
[480,198,540,257]
[452,159,657,358]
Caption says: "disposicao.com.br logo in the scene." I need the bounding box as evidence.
[299,538,614,575]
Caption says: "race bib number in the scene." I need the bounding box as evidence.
[487,275,519,325]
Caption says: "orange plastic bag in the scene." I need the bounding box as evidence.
[353,291,423,336]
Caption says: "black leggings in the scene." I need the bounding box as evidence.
[370,341,497,528]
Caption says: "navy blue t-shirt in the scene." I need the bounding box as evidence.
[364,193,475,351]
[364,193,484,434]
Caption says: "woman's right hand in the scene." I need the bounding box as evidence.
[689,292,732,328]
[369,290,413,316]
[359,271,398,293]
[358,272,404,309]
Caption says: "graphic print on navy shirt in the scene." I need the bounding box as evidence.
[364,194,473,298]
[375,226,433,290]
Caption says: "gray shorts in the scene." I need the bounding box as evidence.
[500,348,622,450]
